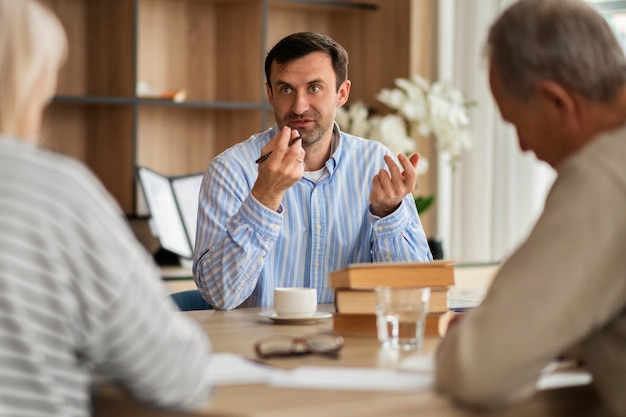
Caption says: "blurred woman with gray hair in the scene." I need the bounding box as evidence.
[0,0,214,415]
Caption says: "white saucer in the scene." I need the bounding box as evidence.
[259,311,333,324]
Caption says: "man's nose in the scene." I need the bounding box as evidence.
[291,91,309,115]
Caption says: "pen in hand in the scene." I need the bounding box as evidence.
[255,136,302,164]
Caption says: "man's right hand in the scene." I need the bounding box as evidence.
[438,310,466,337]
[251,126,305,211]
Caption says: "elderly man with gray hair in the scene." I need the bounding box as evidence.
[435,1,626,416]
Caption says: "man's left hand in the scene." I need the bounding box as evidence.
[370,153,420,218]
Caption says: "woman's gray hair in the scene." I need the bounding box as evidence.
[486,0,626,102]
[0,0,67,139]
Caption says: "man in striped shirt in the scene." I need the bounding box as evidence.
[0,1,213,415]
[193,32,433,310]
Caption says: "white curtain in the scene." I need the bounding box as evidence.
[437,0,556,262]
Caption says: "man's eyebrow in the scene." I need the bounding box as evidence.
[274,79,293,89]
[274,78,327,88]
[307,78,326,85]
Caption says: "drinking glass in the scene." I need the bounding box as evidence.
[375,286,430,351]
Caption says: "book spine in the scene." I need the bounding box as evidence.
[330,265,455,289]
[335,288,449,314]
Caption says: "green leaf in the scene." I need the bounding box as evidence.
[415,194,435,214]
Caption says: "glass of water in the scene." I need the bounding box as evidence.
[375,286,431,351]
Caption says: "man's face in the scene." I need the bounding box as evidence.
[489,64,564,167]
[266,51,350,148]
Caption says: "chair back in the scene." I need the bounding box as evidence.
[171,290,213,311]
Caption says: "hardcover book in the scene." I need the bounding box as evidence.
[334,287,450,314]
[330,261,455,289]
[332,313,444,337]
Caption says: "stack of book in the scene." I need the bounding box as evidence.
[330,261,455,337]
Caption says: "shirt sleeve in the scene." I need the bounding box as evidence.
[434,159,626,408]
[68,165,214,412]
[193,157,282,310]
[92,255,213,411]
[369,194,433,263]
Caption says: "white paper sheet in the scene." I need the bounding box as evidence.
[206,353,281,385]
[447,287,487,310]
[400,354,592,392]
[398,354,436,373]
[537,364,593,390]
[270,366,434,392]
[205,352,591,393]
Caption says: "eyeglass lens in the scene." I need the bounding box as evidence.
[255,333,344,358]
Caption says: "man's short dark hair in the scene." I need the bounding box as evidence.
[265,32,349,92]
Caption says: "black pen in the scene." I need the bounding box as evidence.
[255,136,302,164]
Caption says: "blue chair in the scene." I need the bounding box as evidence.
[171,290,213,311]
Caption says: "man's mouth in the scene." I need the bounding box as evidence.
[289,119,314,129]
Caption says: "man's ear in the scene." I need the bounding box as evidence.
[337,79,351,107]
[536,80,578,126]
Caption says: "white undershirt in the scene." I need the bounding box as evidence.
[302,167,328,183]
[302,126,338,183]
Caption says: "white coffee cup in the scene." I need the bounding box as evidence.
[273,287,317,317]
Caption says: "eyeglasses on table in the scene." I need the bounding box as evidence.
[254,333,344,359]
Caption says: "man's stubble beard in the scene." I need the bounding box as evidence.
[279,117,333,151]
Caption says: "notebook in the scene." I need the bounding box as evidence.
[136,166,203,259]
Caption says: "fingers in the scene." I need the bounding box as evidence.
[253,127,305,210]
[258,127,305,166]
[284,130,305,166]
[369,153,420,217]
[383,153,418,191]
[438,311,466,337]
[397,153,418,188]
[259,126,291,163]
[384,154,402,184]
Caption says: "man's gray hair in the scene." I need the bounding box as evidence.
[486,0,626,101]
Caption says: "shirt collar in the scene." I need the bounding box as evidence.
[325,123,343,175]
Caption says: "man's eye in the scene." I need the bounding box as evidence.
[310,85,321,93]
[280,86,292,94]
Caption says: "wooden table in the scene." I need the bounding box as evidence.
[187,306,600,417]
[182,305,606,417]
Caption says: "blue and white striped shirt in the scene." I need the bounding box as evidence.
[193,125,432,310]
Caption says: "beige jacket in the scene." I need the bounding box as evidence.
[435,126,626,416]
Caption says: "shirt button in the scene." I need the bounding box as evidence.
[385,255,391,260]
[316,225,322,231]
[258,256,265,263]
[314,262,319,268]
[377,226,384,231]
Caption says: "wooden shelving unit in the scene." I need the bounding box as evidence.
[39,0,436,225]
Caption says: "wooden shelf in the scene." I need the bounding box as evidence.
[50,0,134,97]
[136,107,264,176]
[40,0,436,219]
[136,99,269,110]
[53,96,136,105]
[41,103,135,213]
[271,1,379,12]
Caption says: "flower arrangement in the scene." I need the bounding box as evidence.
[336,74,475,213]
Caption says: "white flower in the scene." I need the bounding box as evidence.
[375,114,415,155]
[415,155,429,176]
[336,101,370,138]
[337,74,474,172]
